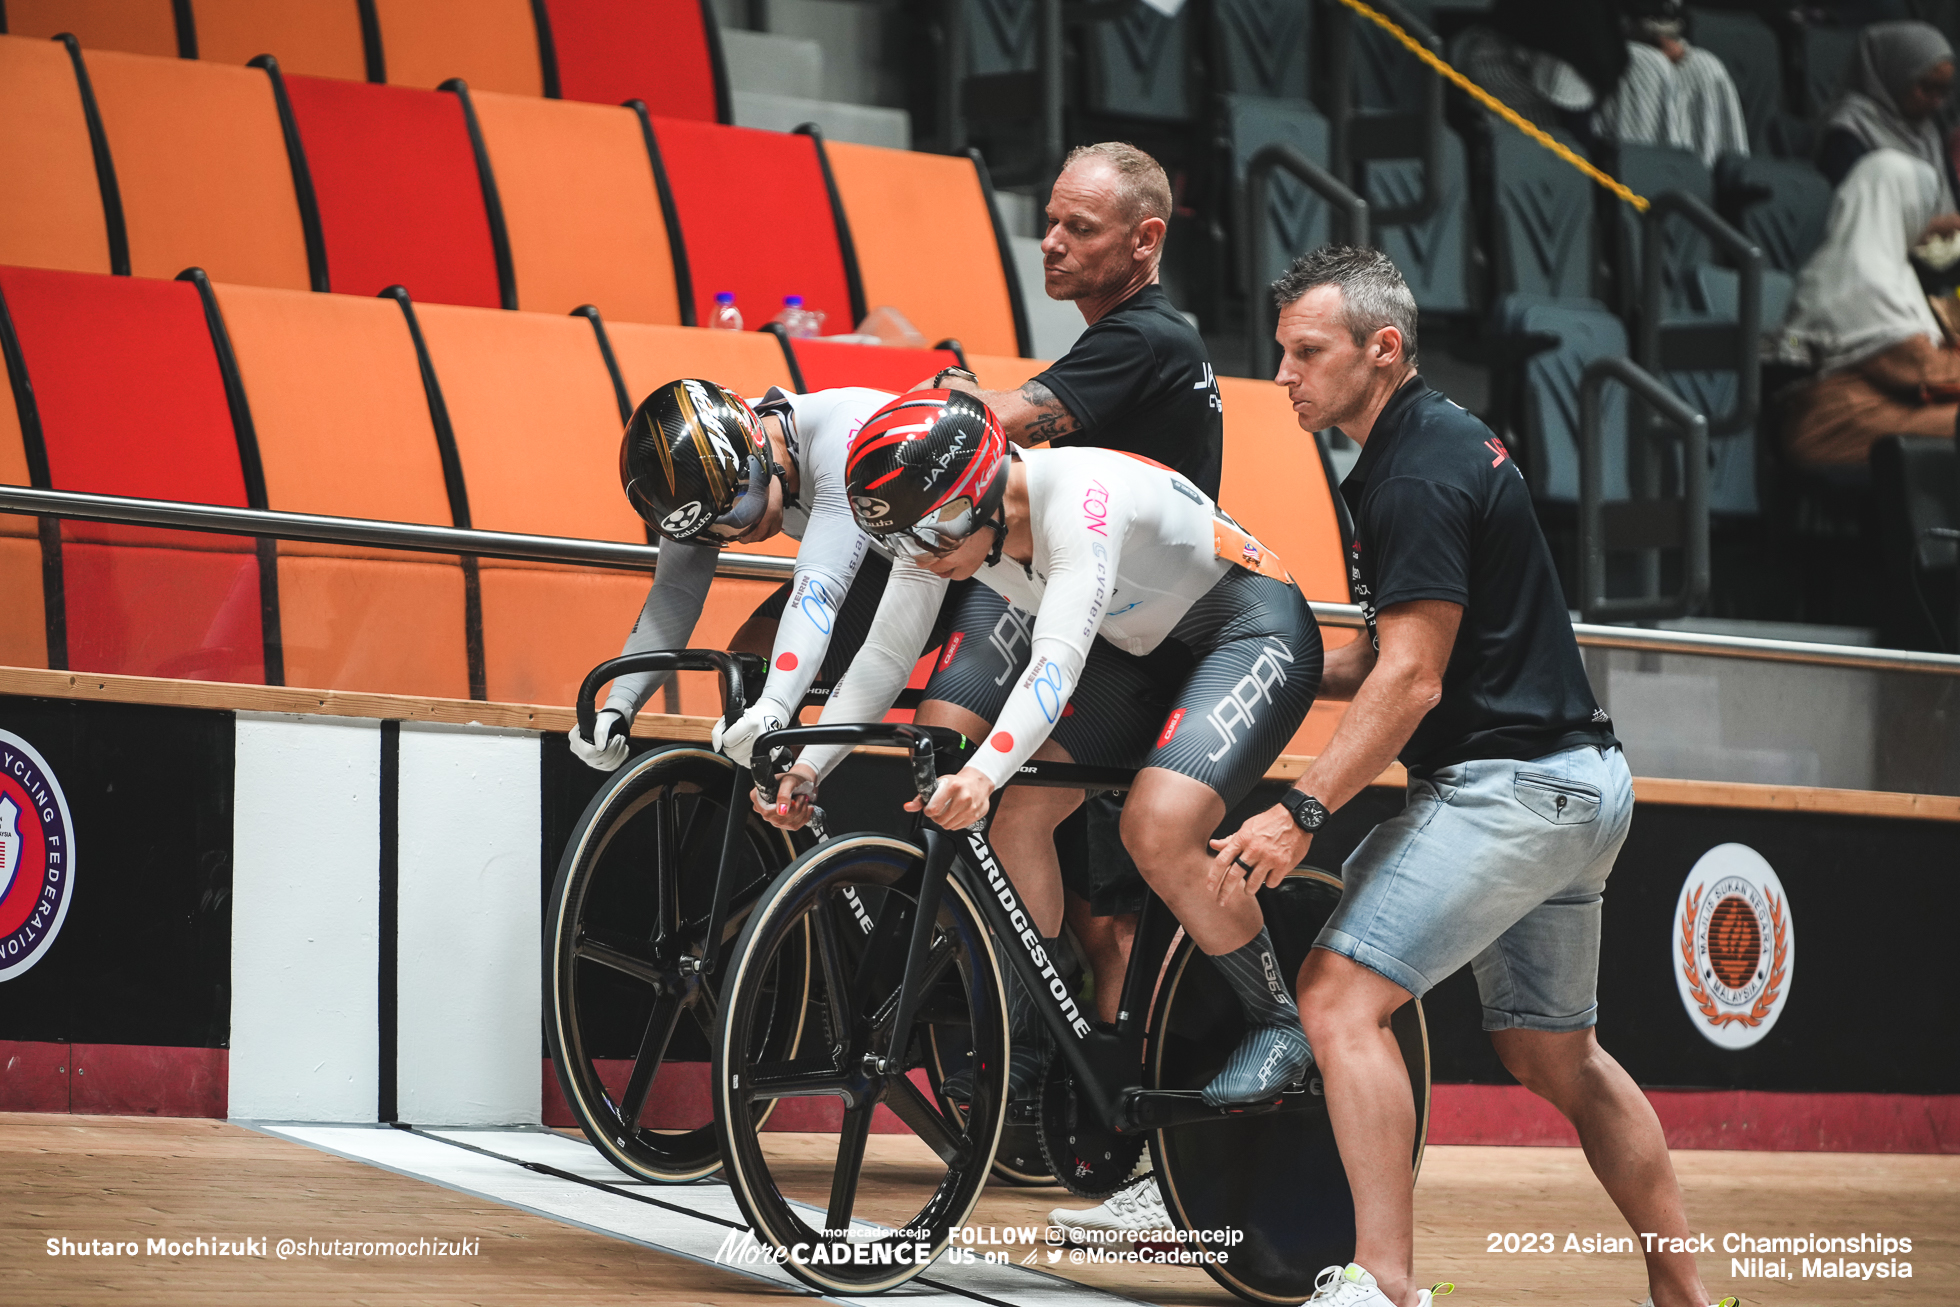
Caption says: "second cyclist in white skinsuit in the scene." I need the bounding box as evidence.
[578,383,946,771]
[764,391,1325,1109]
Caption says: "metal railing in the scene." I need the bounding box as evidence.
[4,484,1958,677]
[1580,355,1710,624]
[1638,190,1764,438]
[1245,144,1371,378]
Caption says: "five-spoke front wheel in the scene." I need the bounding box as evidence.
[713,834,1008,1294]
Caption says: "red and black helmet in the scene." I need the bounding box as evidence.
[845,390,1008,559]
[620,379,772,543]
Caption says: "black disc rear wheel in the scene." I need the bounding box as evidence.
[1147,869,1430,1304]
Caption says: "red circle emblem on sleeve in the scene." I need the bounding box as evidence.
[776,653,798,671]
[991,732,1013,752]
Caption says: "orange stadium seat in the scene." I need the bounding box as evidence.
[820,142,1025,358]
[785,339,957,394]
[1215,374,1352,757]
[408,301,648,705]
[965,352,1050,393]
[2,0,180,56]
[540,0,725,123]
[650,117,855,336]
[211,282,472,698]
[464,90,682,324]
[0,265,266,683]
[0,35,116,275]
[81,49,313,289]
[0,365,49,669]
[590,317,799,714]
[189,0,369,81]
[369,0,543,95]
[281,73,506,307]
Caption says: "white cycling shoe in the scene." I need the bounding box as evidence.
[1309,1263,1453,1306]
[1047,1175,1168,1246]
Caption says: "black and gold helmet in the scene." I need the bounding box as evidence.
[620,379,772,543]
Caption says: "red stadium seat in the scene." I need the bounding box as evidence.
[82,49,313,289]
[2,0,180,57]
[212,281,472,698]
[368,0,543,96]
[540,0,725,123]
[281,73,506,308]
[0,265,266,683]
[650,117,854,335]
[784,339,958,394]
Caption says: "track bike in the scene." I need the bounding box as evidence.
[711,721,1431,1301]
[546,651,1056,1188]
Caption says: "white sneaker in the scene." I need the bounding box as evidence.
[1309,1263,1454,1306]
[1047,1175,1169,1246]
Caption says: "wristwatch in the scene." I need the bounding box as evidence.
[1279,788,1329,833]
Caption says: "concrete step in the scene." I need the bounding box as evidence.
[719,27,824,101]
[757,0,896,109]
[729,90,910,149]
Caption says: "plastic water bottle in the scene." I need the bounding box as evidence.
[709,291,743,331]
[773,295,825,338]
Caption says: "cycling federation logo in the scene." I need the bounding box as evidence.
[0,730,76,982]
[1671,843,1794,1050]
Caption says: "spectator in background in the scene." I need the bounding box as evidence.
[1817,21,1958,207]
[1452,1,1627,137]
[1779,149,1960,468]
[1596,1,1751,166]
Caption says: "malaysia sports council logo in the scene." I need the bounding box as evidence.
[1672,844,1794,1050]
[0,730,76,982]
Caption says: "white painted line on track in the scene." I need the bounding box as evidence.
[245,1122,1147,1307]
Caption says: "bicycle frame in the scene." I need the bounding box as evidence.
[753,723,1318,1137]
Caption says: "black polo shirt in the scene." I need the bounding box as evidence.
[1341,376,1616,776]
[1032,283,1223,498]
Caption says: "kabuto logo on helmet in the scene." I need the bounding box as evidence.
[661,500,711,536]
[850,495,892,525]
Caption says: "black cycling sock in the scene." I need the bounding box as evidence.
[1006,935,1068,1100]
[1201,928,1313,1106]
[1209,927,1300,1030]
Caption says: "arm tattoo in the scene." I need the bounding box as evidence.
[1016,379,1081,443]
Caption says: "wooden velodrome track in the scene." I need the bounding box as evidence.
[5,1113,1954,1305]
[3,670,1955,1304]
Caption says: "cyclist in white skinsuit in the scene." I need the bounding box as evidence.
[573,383,911,771]
[758,391,1326,1108]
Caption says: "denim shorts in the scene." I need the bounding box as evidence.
[1315,744,1634,1032]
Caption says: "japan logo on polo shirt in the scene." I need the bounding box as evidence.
[0,729,76,982]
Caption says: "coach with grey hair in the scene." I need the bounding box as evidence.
[1206,247,1717,1307]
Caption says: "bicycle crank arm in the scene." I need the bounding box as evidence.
[1115,1084,1325,1132]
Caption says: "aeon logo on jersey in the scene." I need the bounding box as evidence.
[0,730,76,982]
[1082,480,1111,536]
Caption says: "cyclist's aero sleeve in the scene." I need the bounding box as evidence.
[602,538,719,719]
[799,557,948,782]
[965,483,1129,789]
[753,494,870,720]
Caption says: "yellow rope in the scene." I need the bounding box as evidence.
[1333,0,1649,212]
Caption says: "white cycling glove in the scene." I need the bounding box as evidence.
[713,704,788,769]
[570,709,631,772]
